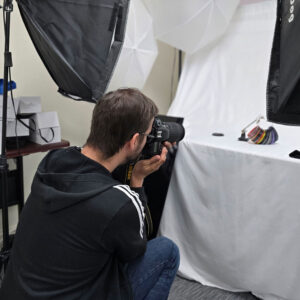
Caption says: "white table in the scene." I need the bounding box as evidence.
[159,131,300,300]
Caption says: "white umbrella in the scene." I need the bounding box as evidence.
[143,0,239,54]
[108,0,158,90]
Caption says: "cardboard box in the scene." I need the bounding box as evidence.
[17,96,42,115]
[29,112,61,145]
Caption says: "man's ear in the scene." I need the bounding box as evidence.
[127,133,140,151]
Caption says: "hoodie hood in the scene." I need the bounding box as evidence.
[31,147,118,213]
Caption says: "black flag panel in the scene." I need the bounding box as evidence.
[267,0,300,125]
[17,0,129,103]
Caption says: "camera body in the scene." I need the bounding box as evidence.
[142,117,185,158]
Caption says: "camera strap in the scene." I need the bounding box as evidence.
[124,162,154,238]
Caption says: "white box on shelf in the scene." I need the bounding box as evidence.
[29,112,61,145]
[17,96,42,115]
[6,119,30,137]
[0,95,19,120]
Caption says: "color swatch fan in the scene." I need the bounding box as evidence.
[247,125,278,145]
[238,115,279,145]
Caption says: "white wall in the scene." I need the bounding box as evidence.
[0,5,178,238]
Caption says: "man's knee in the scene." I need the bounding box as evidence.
[148,236,180,269]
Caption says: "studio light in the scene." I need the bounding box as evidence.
[267,0,300,125]
[17,0,130,103]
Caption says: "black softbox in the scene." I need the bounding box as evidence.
[267,0,300,125]
[17,0,130,103]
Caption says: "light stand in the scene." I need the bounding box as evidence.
[178,50,182,80]
[1,0,13,269]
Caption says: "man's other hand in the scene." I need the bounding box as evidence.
[130,146,168,187]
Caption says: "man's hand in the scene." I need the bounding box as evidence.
[164,141,176,153]
[130,146,168,187]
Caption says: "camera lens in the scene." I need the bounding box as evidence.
[165,122,185,143]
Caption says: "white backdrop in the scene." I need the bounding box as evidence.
[160,1,300,299]
[167,0,300,144]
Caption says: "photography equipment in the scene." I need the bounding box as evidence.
[1,0,14,266]
[142,116,185,158]
[113,115,185,239]
[267,0,300,125]
[143,115,184,239]
[17,0,129,103]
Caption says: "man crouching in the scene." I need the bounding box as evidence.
[0,88,180,300]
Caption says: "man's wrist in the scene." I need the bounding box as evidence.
[130,175,144,187]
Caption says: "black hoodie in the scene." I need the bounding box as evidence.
[0,147,147,300]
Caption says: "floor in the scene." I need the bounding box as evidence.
[168,275,259,300]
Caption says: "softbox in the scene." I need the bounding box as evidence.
[17,0,130,103]
[267,0,300,125]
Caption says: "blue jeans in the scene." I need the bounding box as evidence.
[126,236,180,300]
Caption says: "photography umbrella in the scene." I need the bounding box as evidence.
[267,0,300,125]
[143,0,239,54]
[17,0,130,103]
[108,0,157,90]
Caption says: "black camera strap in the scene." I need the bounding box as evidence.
[123,162,153,238]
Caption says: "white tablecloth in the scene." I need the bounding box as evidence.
[160,132,300,300]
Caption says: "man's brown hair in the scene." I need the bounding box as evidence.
[86,88,158,158]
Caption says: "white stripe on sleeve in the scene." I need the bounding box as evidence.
[118,185,145,218]
[113,185,144,238]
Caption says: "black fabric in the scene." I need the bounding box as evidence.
[0,147,147,300]
[267,0,300,125]
[17,0,130,103]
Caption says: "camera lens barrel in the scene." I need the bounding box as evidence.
[165,122,185,143]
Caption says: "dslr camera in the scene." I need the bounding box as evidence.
[142,117,185,158]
